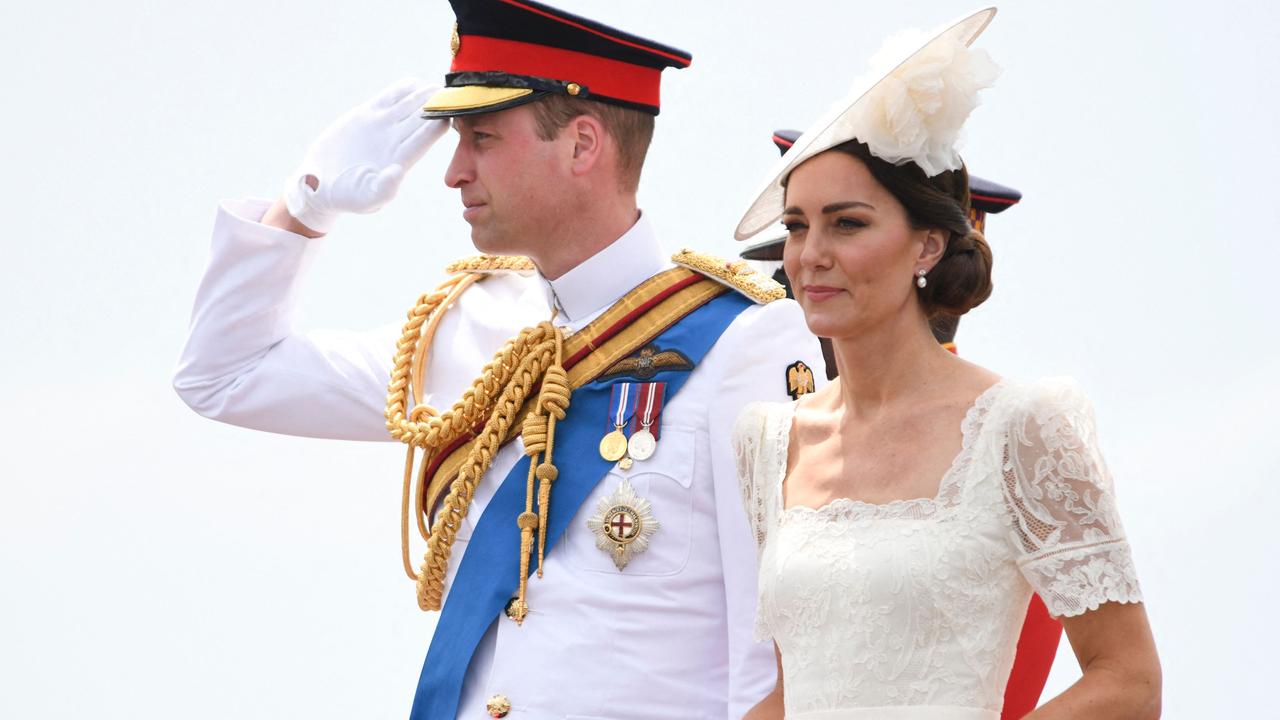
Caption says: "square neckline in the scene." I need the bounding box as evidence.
[777,379,1008,519]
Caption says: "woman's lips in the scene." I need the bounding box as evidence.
[802,285,844,302]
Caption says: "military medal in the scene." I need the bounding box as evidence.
[627,430,655,461]
[627,382,665,461]
[586,478,660,571]
[599,383,637,462]
[599,429,628,462]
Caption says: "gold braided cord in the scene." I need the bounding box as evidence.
[389,272,477,581]
[444,254,535,274]
[406,322,563,611]
[411,274,478,412]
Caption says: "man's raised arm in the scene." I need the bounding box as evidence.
[172,79,447,441]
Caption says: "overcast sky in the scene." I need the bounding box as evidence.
[2,1,1277,717]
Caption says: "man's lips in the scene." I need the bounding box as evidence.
[461,201,487,221]
[801,284,844,302]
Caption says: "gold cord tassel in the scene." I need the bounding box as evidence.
[510,331,569,623]
[535,363,569,575]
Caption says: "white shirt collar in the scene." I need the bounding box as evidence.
[543,213,669,327]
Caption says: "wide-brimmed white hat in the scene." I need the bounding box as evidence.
[734,7,1000,240]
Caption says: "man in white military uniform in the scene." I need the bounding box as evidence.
[173,0,823,717]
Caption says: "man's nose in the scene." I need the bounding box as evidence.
[444,142,473,188]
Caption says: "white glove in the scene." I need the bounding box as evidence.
[282,77,449,234]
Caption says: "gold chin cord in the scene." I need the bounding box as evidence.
[385,274,569,617]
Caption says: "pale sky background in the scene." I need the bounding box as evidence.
[2,1,1277,717]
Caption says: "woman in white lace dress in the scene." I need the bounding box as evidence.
[729,9,1160,720]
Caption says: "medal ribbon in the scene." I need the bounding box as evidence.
[631,382,666,440]
[608,382,639,430]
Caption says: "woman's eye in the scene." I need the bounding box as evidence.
[835,217,866,230]
[783,221,807,233]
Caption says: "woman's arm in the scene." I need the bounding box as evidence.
[743,643,785,720]
[1025,601,1161,719]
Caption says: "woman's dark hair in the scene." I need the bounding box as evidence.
[827,140,994,317]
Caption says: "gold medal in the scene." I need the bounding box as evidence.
[599,428,628,462]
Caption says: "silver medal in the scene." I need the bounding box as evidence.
[627,428,657,461]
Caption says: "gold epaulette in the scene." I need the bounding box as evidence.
[671,249,786,304]
[444,254,537,275]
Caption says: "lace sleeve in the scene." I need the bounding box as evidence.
[1000,378,1143,618]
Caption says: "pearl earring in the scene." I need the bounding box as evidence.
[915,269,928,289]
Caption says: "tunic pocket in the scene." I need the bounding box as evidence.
[562,426,696,576]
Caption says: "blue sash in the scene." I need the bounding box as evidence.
[409,290,751,719]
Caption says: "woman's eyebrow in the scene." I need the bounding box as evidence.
[821,201,875,214]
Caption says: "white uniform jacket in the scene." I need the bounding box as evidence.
[173,199,825,719]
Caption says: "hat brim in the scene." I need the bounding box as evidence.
[734,7,997,241]
[421,85,543,118]
[740,236,786,261]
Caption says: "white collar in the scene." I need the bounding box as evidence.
[543,213,669,327]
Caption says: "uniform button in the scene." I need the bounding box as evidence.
[486,694,511,718]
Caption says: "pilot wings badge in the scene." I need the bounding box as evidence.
[599,344,693,381]
[586,478,660,571]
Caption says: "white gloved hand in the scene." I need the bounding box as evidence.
[282,77,449,234]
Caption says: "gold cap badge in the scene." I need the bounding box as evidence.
[450,23,461,57]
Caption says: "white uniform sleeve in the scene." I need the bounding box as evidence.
[172,199,398,440]
[705,298,824,718]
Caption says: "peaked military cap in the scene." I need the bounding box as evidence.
[423,0,693,118]
[741,128,1023,261]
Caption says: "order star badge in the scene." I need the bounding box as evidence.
[587,478,659,571]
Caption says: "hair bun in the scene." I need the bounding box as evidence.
[920,227,993,316]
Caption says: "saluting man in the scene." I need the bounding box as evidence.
[173,0,823,718]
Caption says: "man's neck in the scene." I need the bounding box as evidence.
[532,200,641,280]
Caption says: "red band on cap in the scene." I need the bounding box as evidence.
[452,34,662,109]
[970,193,1017,206]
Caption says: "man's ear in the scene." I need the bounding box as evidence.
[567,114,606,177]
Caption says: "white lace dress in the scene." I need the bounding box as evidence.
[733,378,1143,720]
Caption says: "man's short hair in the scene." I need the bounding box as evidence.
[528,95,655,193]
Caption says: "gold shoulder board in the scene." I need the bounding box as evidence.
[671,249,786,304]
[445,254,537,276]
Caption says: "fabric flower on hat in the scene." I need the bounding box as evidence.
[849,29,1001,176]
